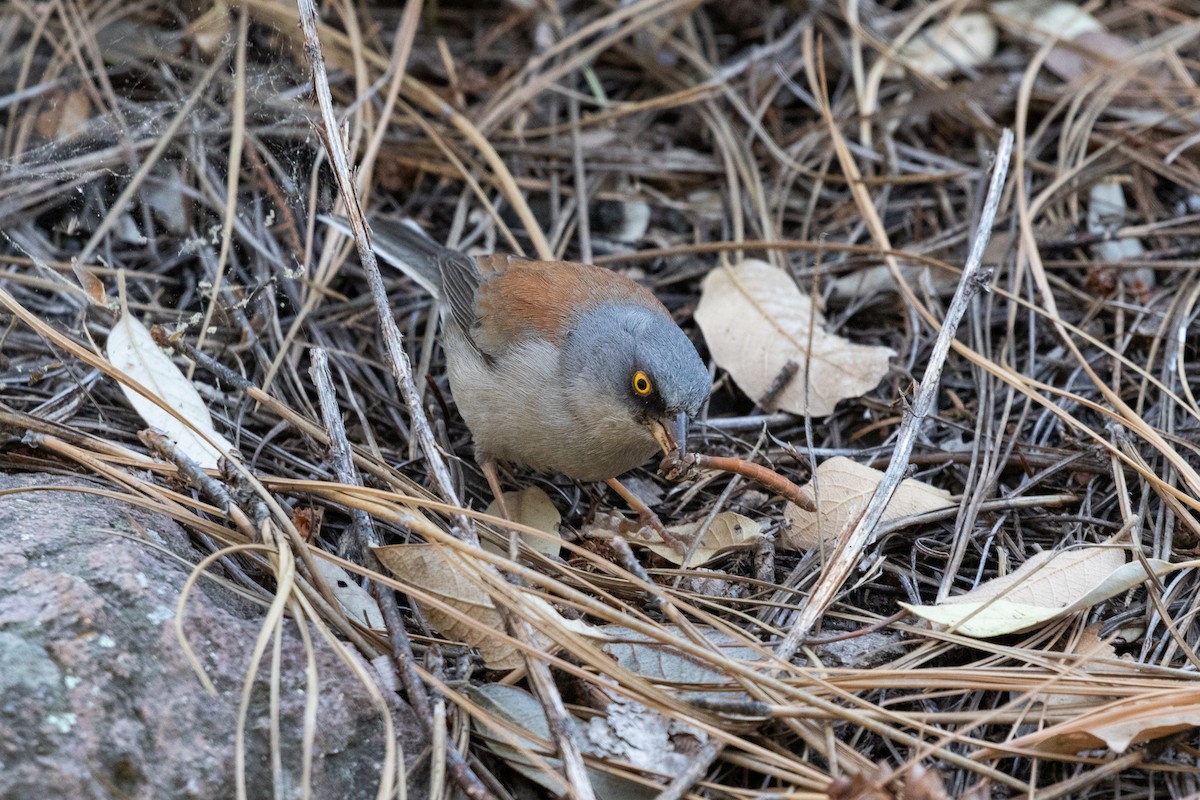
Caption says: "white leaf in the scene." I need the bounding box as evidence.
[992,1,1102,42]
[106,313,233,469]
[891,13,997,79]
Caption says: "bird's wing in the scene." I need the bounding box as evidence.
[436,249,484,340]
[470,256,669,355]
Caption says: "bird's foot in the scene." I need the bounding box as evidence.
[617,508,688,554]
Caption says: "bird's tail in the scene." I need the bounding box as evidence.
[322,215,444,298]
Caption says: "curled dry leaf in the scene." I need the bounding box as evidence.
[106,312,233,470]
[588,511,763,567]
[1006,693,1200,755]
[828,263,959,301]
[901,547,1180,638]
[992,1,1158,88]
[781,457,954,551]
[482,486,562,558]
[372,544,596,670]
[694,260,894,417]
[310,557,383,630]
[1087,180,1154,296]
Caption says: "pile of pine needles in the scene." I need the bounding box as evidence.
[2,1,1199,797]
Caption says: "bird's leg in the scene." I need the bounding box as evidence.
[481,460,511,520]
[605,477,687,552]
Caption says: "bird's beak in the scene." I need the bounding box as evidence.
[650,412,689,456]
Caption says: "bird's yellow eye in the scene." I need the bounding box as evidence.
[632,371,653,396]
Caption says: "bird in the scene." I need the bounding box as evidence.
[358,217,711,529]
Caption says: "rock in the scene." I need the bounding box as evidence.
[0,472,425,799]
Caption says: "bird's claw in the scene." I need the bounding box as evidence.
[618,507,688,554]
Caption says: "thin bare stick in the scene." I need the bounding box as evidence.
[662,451,815,512]
[294,0,464,521]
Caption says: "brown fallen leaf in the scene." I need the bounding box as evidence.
[482,486,562,558]
[827,761,950,800]
[1003,690,1200,755]
[694,260,894,417]
[1037,624,1124,709]
[781,457,953,551]
[373,544,595,670]
[36,89,92,143]
[587,511,764,567]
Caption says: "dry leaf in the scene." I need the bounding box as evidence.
[1005,691,1200,755]
[694,260,894,417]
[901,547,1179,637]
[482,487,562,558]
[1038,624,1122,709]
[373,544,595,670]
[189,0,231,56]
[888,13,997,79]
[598,624,767,705]
[1087,180,1154,296]
[992,1,1101,43]
[828,264,959,300]
[106,313,234,469]
[588,512,763,567]
[310,558,383,630]
[35,89,92,143]
[468,684,660,800]
[781,458,953,551]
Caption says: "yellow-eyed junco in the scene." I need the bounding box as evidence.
[363,218,711,520]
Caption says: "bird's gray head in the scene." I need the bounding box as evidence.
[562,301,710,453]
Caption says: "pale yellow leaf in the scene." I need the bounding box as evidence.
[482,487,562,558]
[587,512,763,567]
[781,457,953,551]
[373,544,595,670]
[106,313,233,469]
[902,548,1180,637]
[694,260,894,417]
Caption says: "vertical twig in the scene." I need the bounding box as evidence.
[294,0,465,526]
[777,129,1015,658]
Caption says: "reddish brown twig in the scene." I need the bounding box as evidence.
[660,450,815,512]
